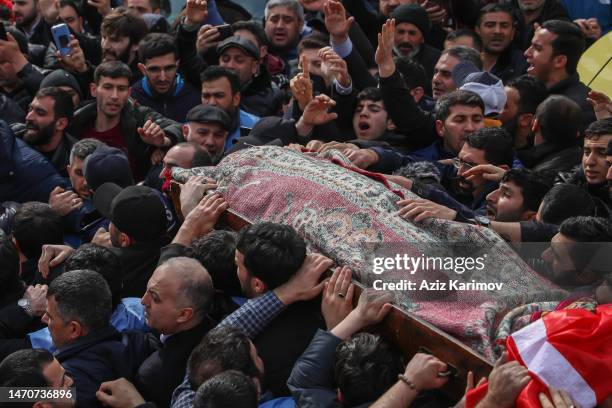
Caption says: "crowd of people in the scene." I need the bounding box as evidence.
[0,0,611,406]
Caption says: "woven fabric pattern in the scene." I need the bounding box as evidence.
[173,146,565,359]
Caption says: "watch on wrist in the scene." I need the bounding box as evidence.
[18,298,33,316]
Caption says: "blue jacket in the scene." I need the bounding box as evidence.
[29,298,147,352]
[0,120,69,203]
[225,110,260,151]
[131,74,201,123]
[55,325,136,407]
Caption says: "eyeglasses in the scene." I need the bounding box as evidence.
[451,158,475,171]
[145,64,178,74]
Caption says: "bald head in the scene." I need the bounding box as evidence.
[162,257,214,320]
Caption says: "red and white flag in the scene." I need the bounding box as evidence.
[467,305,612,407]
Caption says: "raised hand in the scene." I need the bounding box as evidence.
[274,253,334,304]
[180,175,218,217]
[290,54,313,111]
[300,94,338,126]
[376,19,396,78]
[324,0,353,43]
[587,90,612,120]
[38,244,75,279]
[49,186,82,216]
[319,46,350,87]
[196,24,220,55]
[87,0,111,17]
[185,0,208,25]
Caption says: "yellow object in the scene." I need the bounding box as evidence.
[577,31,612,96]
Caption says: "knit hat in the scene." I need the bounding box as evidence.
[390,4,430,37]
[40,70,83,99]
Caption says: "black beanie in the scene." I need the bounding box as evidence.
[390,4,430,37]
[40,70,83,99]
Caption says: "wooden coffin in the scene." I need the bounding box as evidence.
[169,181,494,401]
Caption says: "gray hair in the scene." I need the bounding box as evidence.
[442,45,483,70]
[69,138,103,165]
[48,270,112,332]
[264,0,304,23]
[159,257,214,321]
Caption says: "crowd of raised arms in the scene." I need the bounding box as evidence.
[0,0,611,406]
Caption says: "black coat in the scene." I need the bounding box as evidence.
[548,73,596,131]
[490,47,529,83]
[518,142,582,174]
[241,69,284,118]
[253,298,325,397]
[512,0,570,51]
[135,320,212,407]
[70,100,183,179]
[56,325,135,407]
[414,44,441,96]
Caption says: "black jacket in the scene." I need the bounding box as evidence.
[56,325,135,407]
[0,94,25,125]
[241,69,284,118]
[254,299,325,397]
[20,18,53,47]
[2,63,45,113]
[131,75,201,123]
[512,0,570,51]
[110,238,168,299]
[518,142,582,174]
[490,47,529,83]
[413,44,441,96]
[548,73,596,130]
[70,100,183,179]
[135,319,213,407]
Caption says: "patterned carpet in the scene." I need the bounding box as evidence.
[173,146,566,360]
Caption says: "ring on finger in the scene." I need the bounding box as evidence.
[337,292,345,298]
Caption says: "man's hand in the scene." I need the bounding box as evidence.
[185,0,208,26]
[0,33,29,72]
[49,186,82,216]
[296,94,338,135]
[574,18,601,40]
[587,90,612,120]
[420,0,447,25]
[539,388,580,408]
[274,253,334,305]
[23,284,48,316]
[92,227,113,248]
[404,353,449,391]
[480,352,530,408]
[180,175,218,217]
[385,174,413,190]
[138,119,168,147]
[196,25,220,55]
[462,164,506,185]
[324,0,353,43]
[318,141,359,154]
[174,193,228,244]
[290,55,313,111]
[38,244,75,279]
[319,46,351,88]
[344,148,379,169]
[331,288,393,339]
[56,36,88,74]
[397,198,457,222]
[321,266,355,329]
[87,0,111,16]
[39,0,60,22]
[96,378,145,408]
[150,147,165,165]
[376,19,396,78]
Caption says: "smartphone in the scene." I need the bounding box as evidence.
[51,23,72,56]
[216,24,233,41]
[0,24,7,41]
